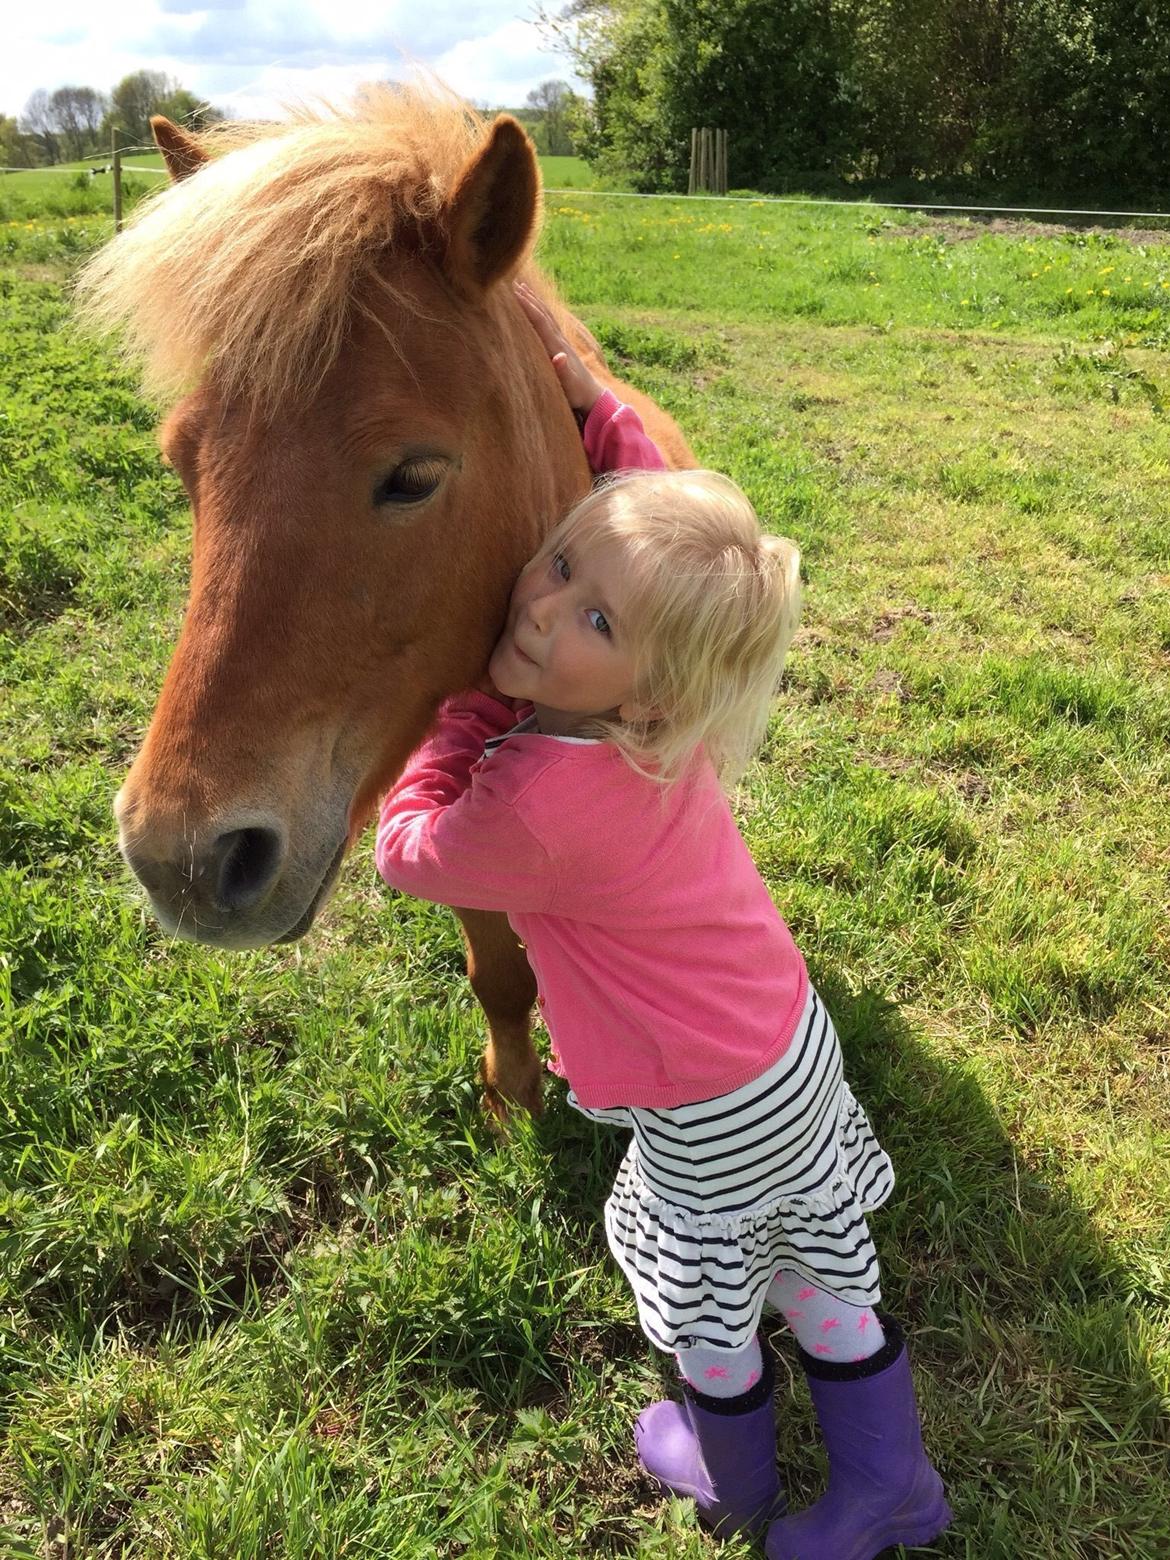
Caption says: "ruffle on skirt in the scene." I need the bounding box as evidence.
[588,1084,895,1354]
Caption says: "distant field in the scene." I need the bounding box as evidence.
[0,152,589,220]
[2,172,1168,1557]
[0,157,165,220]
[540,154,596,189]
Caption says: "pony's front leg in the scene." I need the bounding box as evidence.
[455,905,542,1121]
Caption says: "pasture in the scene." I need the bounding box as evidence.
[2,176,1168,1558]
[0,163,165,224]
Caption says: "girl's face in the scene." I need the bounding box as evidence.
[488,530,643,735]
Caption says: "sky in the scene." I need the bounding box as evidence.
[5,2,583,121]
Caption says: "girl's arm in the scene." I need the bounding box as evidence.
[515,282,667,474]
[580,389,668,475]
[375,694,556,913]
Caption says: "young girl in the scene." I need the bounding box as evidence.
[375,283,951,1560]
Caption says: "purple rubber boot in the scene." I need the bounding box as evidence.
[635,1338,783,1539]
[765,1315,951,1560]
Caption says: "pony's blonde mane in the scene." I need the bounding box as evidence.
[76,85,507,413]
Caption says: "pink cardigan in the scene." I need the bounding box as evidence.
[580,388,668,471]
[375,392,808,1109]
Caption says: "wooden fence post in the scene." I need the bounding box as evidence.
[111,129,123,233]
[688,127,728,195]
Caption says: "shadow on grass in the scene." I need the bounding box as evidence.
[511,967,1169,1556]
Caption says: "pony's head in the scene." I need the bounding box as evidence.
[77,87,590,947]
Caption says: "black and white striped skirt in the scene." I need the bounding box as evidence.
[570,984,895,1353]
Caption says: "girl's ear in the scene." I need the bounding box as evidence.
[443,116,540,297]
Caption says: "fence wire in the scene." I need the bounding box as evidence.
[4,160,1168,223]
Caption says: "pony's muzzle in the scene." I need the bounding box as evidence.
[116,794,293,936]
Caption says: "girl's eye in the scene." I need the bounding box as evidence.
[552,552,570,580]
[587,609,611,636]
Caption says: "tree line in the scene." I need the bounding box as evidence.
[520,80,588,157]
[3,70,588,169]
[544,0,1170,198]
[2,72,223,168]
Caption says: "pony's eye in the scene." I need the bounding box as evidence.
[373,457,447,507]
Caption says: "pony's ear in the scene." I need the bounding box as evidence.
[444,116,539,295]
[151,116,209,183]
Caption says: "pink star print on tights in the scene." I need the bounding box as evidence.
[674,1273,885,1399]
[676,1337,764,1399]
[766,1270,884,1362]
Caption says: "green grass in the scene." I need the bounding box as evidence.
[2,182,1168,1557]
[540,191,1170,345]
[0,154,165,223]
[0,152,580,222]
[540,155,598,190]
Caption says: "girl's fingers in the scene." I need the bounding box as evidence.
[515,281,568,354]
[527,307,559,351]
[516,284,595,408]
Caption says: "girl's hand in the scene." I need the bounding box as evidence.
[515,280,605,415]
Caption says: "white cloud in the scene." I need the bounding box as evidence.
[433,19,571,109]
[3,3,582,120]
[206,61,403,122]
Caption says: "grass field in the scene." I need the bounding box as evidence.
[0,153,593,222]
[0,157,166,222]
[2,173,1168,1558]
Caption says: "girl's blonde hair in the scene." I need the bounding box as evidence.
[537,468,801,786]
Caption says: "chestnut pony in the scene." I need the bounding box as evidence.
[78,87,693,1117]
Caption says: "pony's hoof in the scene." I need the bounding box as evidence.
[481,1054,544,1126]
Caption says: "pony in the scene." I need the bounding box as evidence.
[77,85,694,1118]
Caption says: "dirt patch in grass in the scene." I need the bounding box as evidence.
[891,215,1170,246]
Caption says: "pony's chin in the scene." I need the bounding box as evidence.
[274,838,348,943]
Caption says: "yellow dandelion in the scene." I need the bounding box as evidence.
[1102,287,1112,296]
[1043,264,1053,272]
[672,252,680,260]
[1099,265,1114,275]
[1065,287,1074,295]
[1030,270,1039,278]
[1124,275,1132,282]
[960,298,970,306]
[1162,281,1169,289]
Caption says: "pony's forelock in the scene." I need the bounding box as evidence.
[75,84,501,414]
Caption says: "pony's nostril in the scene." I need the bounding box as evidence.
[213,826,283,912]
